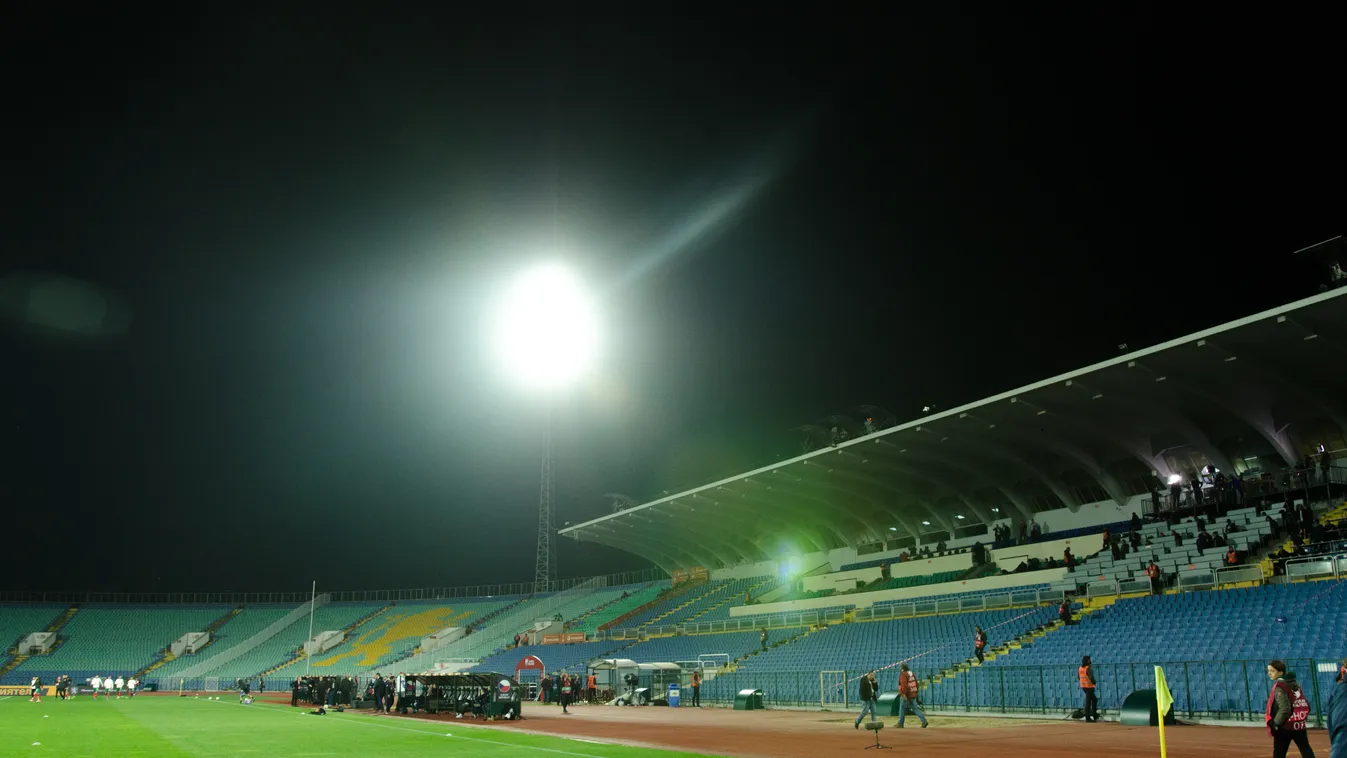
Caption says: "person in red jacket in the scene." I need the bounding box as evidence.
[897,664,928,728]
[1265,660,1314,756]
[974,626,988,663]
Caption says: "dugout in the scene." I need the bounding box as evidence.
[407,672,522,720]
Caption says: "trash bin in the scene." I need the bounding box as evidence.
[734,688,764,710]
[667,683,680,707]
[876,692,903,716]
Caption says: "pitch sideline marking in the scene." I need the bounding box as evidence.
[199,698,624,758]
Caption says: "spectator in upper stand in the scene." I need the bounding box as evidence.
[971,542,985,566]
[514,633,521,648]
[1018,522,1028,544]
[1146,560,1162,593]
[1129,530,1141,551]
[1064,548,1075,572]
[1174,531,1184,548]
[880,562,890,581]
[974,626,988,663]
[1226,545,1239,566]
[1131,512,1143,533]
[1030,521,1042,540]
[1196,530,1212,556]
[1101,528,1112,551]
[1059,599,1075,626]
[899,550,910,563]
[937,539,947,554]
[1196,516,1206,534]
[1321,448,1334,485]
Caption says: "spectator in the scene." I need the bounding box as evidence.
[1131,512,1142,533]
[1225,546,1239,566]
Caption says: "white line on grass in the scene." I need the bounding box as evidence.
[199,699,624,758]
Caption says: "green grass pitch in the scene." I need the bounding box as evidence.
[0,695,713,757]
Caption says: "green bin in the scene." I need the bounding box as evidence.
[733,688,764,710]
[875,692,903,716]
[1119,689,1176,726]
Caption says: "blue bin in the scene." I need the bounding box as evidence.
[667,683,680,707]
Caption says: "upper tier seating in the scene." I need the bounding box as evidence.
[11,605,229,684]
[306,598,515,673]
[151,606,297,682]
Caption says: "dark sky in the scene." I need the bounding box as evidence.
[2,5,1339,595]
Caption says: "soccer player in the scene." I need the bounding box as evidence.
[29,676,43,702]
[115,676,125,698]
[127,677,138,697]
[91,675,103,700]
[103,675,116,699]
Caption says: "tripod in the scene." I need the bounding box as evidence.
[864,721,890,749]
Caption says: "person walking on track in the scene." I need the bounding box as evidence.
[897,664,928,729]
[1265,659,1314,757]
[1080,655,1099,723]
[854,672,878,730]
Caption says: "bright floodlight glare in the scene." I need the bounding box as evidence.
[494,264,599,391]
[1167,474,1183,485]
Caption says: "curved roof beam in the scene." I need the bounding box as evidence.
[1005,396,1169,482]
[1128,359,1298,467]
[818,464,956,534]
[841,450,997,525]
[916,425,1083,510]
[955,410,1131,508]
[871,439,1037,522]
[1197,339,1347,440]
[1060,377,1237,475]
[748,473,866,549]
[575,523,708,571]
[727,486,836,553]
[681,492,815,558]
[789,465,899,544]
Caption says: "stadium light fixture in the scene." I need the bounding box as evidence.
[991,507,1000,513]
[921,520,931,526]
[492,263,600,392]
[1167,474,1183,485]
[955,514,965,520]
[888,527,898,531]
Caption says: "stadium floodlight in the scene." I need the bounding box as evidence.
[492,263,600,392]
[1167,474,1183,485]
[921,520,931,526]
[888,527,898,531]
[955,514,965,520]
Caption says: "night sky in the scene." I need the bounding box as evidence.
[2,6,1339,594]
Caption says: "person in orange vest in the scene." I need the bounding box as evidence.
[1079,655,1098,723]
[1226,546,1239,566]
[1146,560,1162,594]
[1265,659,1313,756]
[974,626,988,663]
[897,663,928,728]
[586,672,597,703]
[690,669,702,708]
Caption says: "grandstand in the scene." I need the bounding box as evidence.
[2,288,1345,732]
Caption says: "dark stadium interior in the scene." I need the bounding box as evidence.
[1,5,1343,758]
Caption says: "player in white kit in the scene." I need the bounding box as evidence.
[127,677,139,697]
[103,676,115,699]
[90,675,103,700]
[115,676,125,698]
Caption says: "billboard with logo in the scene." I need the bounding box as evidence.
[672,569,689,586]
[691,566,708,581]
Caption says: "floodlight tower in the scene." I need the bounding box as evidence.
[493,263,599,594]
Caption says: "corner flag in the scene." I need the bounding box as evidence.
[1155,666,1174,757]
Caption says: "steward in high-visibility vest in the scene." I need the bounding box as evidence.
[897,664,928,728]
[1079,656,1098,723]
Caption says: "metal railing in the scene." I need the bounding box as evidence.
[0,567,667,606]
[691,658,1341,727]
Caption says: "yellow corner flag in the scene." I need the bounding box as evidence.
[1155,666,1174,758]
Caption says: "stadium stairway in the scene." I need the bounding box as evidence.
[724,627,813,671]
[566,583,654,631]
[469,597,528,631]
[685,576,776,625]
[134,606,242,680]
[602,580,707,631]
[930,598,1108,686]
[644,581,729,627]
[258,604,393,679]
[0,605,80,680]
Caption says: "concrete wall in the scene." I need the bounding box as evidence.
[729,568,1066,617]
[709,495,1140,584]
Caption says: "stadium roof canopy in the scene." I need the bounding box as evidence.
[560,289,1347,573]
